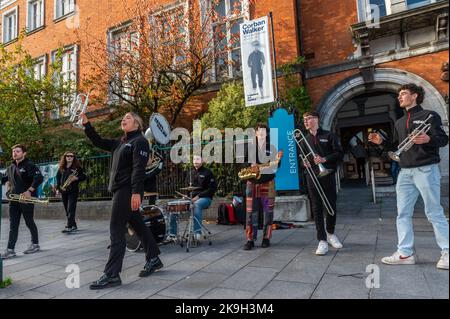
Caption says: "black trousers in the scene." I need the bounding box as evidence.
[356,158,366,178]
[306,173,337,241]
[7,202,39,250]
[104,186,160,277]
[62,192,78,228]
[251,68,263,89]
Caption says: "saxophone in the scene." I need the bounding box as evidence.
[61,170,78,192]
[238,151,283,181]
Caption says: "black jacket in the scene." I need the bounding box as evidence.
[384,105,448,168]
[84,122,150,194]
[187,166,217,199]
[301,128,344,172]
[1,158,43,197]
[56,166,87,194]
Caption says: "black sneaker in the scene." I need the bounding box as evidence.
[261,238,270,248]
[243,240,255,250]
[139,256,164,277]
[89,274,122,290]
[62,226,70,233]
[68,226,78,233]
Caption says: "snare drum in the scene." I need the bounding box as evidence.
[166,200,191,214]
[125,205,167,252]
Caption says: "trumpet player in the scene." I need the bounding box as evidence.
[369,83,448,270]
[56,151,86,233]
[1,144,43,259]
[301,112,344,256]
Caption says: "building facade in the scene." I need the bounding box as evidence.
[1,0,448,181]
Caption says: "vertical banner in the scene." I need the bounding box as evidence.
[269,108,300,191]
[37,163,59,198]
[240,16,275,107]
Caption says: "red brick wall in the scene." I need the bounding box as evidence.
[379,51,449,96]
[300,0,358,69]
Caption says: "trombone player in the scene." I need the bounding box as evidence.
[369,83,448,270]
[300,112,343,255]
[1,144,43,259]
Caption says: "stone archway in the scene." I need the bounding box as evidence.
[316,68,449,176]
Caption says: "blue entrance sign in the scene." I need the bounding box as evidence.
[269,108,299,191]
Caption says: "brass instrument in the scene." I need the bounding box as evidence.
[238,151,283,181]
[69,93,89,129]
[388,114,433,162]
[8,193,49,205]
[60,170,78,192]
[293,129,335,216]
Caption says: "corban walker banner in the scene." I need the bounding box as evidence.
[240,16,275,107]
[269,108,300,191]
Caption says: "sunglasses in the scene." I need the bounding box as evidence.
[66,155,74,158]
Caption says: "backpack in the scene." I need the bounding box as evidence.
[217,203,237,225]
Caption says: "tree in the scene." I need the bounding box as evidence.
[77,0,252,125]
[0,35,74,162]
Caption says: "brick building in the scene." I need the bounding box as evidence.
[1,0,448,181]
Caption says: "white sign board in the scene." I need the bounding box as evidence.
[240,16,275,107]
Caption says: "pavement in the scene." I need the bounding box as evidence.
[0,183,448,299]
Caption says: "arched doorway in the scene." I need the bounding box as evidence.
[316,68,449,182]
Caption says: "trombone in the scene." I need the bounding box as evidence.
[293,129,335,216]
[8,193,49,205]
[69,93,89,129]
[388,114,433,162]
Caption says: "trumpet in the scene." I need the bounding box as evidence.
[60,170,78,192]
[69,93,89,129]
[388,114,433,162]
[293,129,334,216]
[8,193,49,205]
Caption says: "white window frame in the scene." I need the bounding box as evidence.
[53,0,75,20]
[51,45,78,119]
[32,55,47,80]
[207,0,249,82]
[2,6,18,44]
[0,0,17,10]
[149,0,190,69]
[26,0,45,32]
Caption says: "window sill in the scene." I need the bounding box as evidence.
[53,11,76,24]
[26,25,46,36]
[1,37,18,47]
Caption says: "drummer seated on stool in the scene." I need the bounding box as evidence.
[169,155,217,241]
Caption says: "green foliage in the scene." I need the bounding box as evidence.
[278,56,312,116]
[0,36,74,163]
[201,81,270,130]
[0,277,12,289]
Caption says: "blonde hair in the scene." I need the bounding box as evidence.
[126,112,144,131]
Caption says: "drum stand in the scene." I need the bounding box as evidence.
[181,196,212,252]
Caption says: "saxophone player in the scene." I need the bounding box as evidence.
[242,123,282,250]
[56,151,86,233]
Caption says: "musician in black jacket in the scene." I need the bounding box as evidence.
[301,112,344,256]
[369,83,448,270]
[80,112,163,290]
[1,144,43,259]
[56,151,86,233]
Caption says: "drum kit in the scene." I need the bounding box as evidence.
[125,185,213,253]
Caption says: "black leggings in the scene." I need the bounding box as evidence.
[104,186,160,277]
[62,192,78,228]
[8,202,39,250]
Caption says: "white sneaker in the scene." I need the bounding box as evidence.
[381,251,416,265]
[437,251,449,270]
[315,241,328,255]
[327,233,343,249]
[195,233,202,241]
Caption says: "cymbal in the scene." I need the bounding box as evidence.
[144,192,159,197]
[180,186,201,191]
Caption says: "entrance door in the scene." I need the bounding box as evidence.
[340,123,392,180]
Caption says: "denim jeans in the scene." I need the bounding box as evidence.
[396,164,449,256]
[169,197,212,235]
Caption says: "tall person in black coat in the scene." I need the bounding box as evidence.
[80,112,164,290]
[56,151,86,233]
